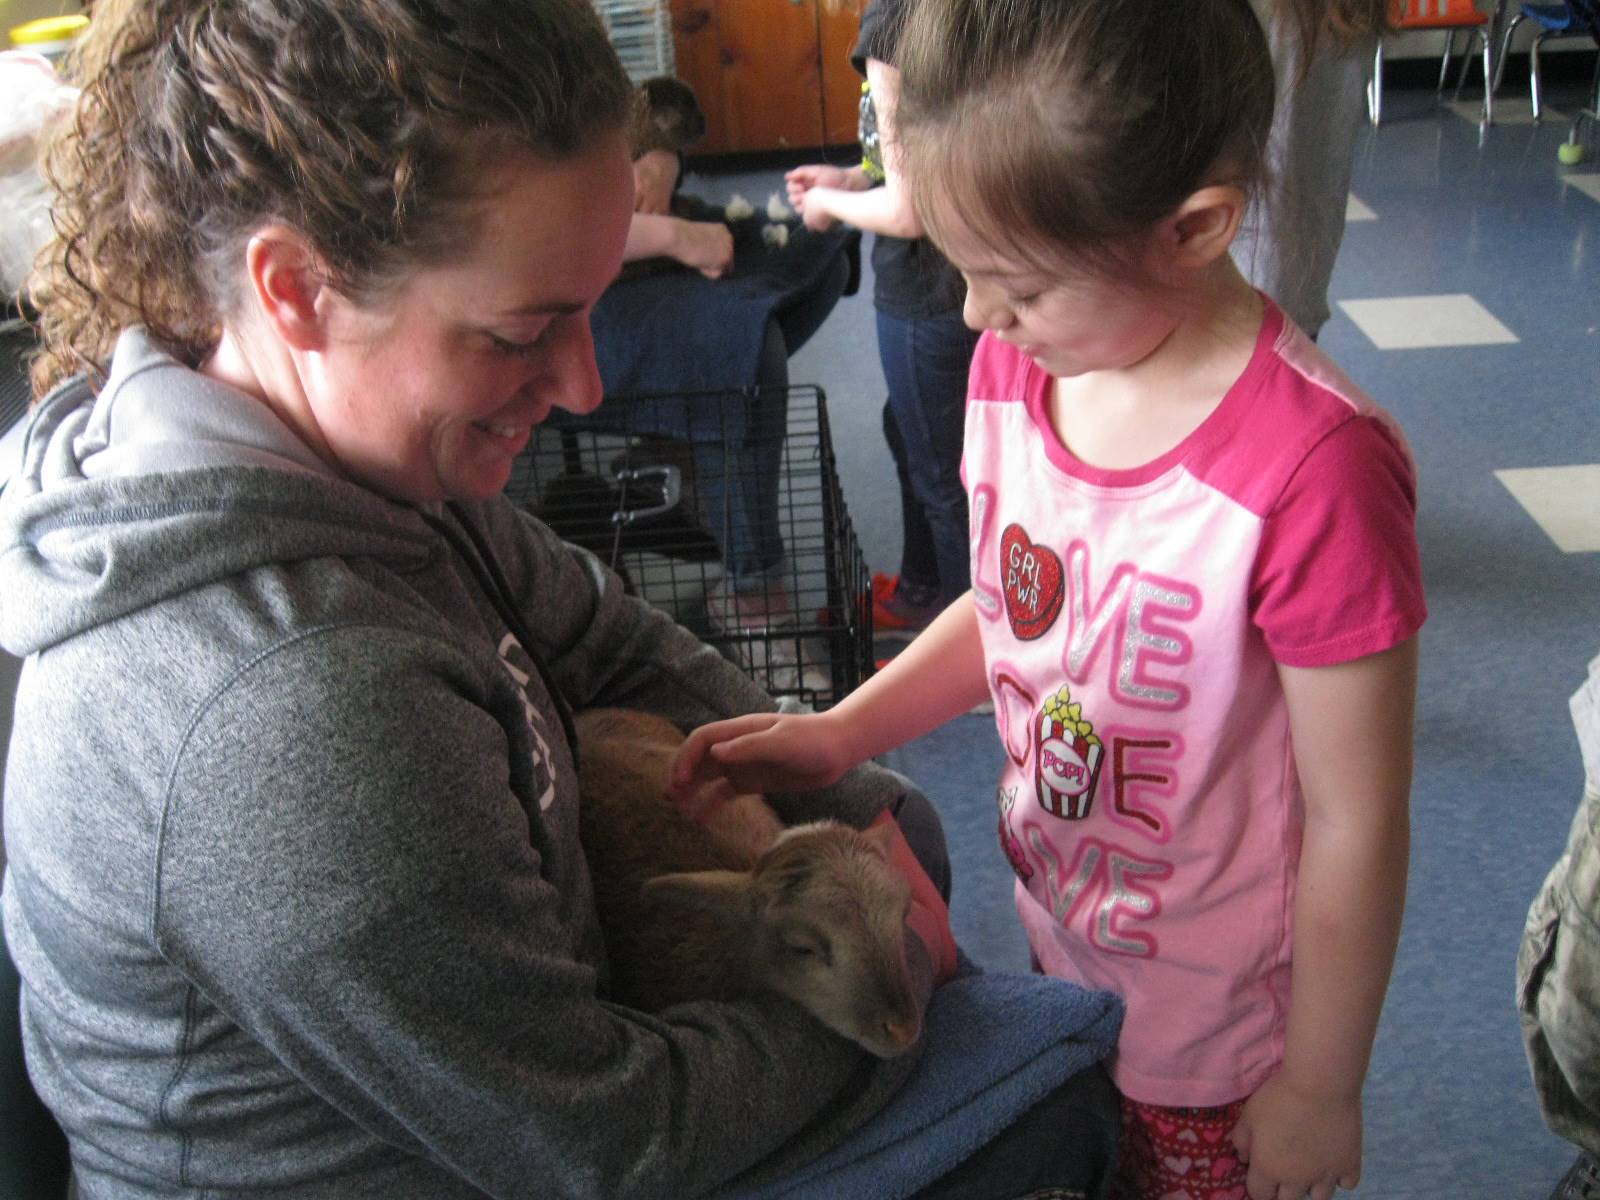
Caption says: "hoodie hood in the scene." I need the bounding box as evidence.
[0,329,437,657]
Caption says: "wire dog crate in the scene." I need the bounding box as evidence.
[505,385,873,710]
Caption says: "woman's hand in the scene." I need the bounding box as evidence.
[668,711,856,813]
[1231,1072,1362,1200]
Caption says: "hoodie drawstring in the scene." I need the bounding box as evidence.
[419,504,581,772]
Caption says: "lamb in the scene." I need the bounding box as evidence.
[574,707,923,1058]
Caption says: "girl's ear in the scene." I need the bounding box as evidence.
[244,228,332,352]
[1162,184,1248,271]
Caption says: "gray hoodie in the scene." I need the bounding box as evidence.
[0,330,929,1198]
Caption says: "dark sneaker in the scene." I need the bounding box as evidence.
[1553,1152,1600,1200]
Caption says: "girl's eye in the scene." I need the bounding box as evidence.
[1008,292,1040,308]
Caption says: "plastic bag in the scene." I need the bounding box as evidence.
[0,51,80,294]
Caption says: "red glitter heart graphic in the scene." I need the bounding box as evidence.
[1000,524,1064,641]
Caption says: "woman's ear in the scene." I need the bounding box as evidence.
[1162,184,1248,270]
[244,228,331,352]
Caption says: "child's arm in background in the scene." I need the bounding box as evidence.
[622,212,733,278]
[786,59,922,239]
[1232,636,1418,1200]
[669,591,990,809]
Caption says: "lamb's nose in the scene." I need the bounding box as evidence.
[883,1016,920,1050]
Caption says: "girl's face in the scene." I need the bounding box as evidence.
[304,136,634,505]
[939,220,1176,379]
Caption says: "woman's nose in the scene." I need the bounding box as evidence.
[545,320,604,417]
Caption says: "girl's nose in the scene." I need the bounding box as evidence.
[963,287,1012,334]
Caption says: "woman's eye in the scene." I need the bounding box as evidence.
[489,333,541,359]
[784,940,817,958]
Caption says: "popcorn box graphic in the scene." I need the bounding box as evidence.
[1034,687,1104,820]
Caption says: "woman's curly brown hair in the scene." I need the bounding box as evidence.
[28,0,633,398]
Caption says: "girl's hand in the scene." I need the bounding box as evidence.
[1231,1072,1361,1200]
[785,163,855,200]
[667,711,853,811]
[798,198,839,233]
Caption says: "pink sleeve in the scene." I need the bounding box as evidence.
[1251,415,1427,667]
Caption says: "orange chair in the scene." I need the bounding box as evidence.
[1369,0,1496,126]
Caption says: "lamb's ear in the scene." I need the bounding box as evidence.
[858,820,895,860]
[642,870,753,914]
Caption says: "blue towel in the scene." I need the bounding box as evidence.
[729,972,1124,1200]
[592,200,859,396]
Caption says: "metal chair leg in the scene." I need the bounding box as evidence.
[1438,29,1459,92]
[1453,30,1473,96]
[1494,12,1526,91]
[1531,30,1554,121]
[1483,27,1495,123]
[1452,29,1494,123]
[1369,39,1384,126]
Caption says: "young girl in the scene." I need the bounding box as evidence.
[671,1,1426,1197]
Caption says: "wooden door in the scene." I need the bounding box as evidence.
[670,0,864,154]
[818,0,865,149]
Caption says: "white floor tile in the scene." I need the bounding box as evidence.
[1346,194,1377,221]
[1495,465,1600,553]
[1338,294,1519,349]
[1564,174,1600,205]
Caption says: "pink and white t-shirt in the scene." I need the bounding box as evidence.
[963,302,1426,1106]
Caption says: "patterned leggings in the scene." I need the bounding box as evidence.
[1110,1094,1250,1200]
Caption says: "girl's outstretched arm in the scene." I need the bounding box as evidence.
[669,591,990,805]
[1232,636,1417,1200]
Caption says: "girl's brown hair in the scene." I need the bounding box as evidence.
[894,0,1385,283]
[28,0,633,397]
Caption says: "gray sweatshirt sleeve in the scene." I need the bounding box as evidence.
[153,624,912,1200]
[469,499,923,831]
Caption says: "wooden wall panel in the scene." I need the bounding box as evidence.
[819,0,865,149]
[669,0,863,155]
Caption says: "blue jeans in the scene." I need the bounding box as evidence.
[876,308,979,606]
[911,1064,1119,1199]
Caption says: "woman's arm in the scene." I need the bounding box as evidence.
[1232,635,1417,1200]
[157,626,903,1200]
[790,59,923,239]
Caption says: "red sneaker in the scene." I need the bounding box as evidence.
[871,573,940,634]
